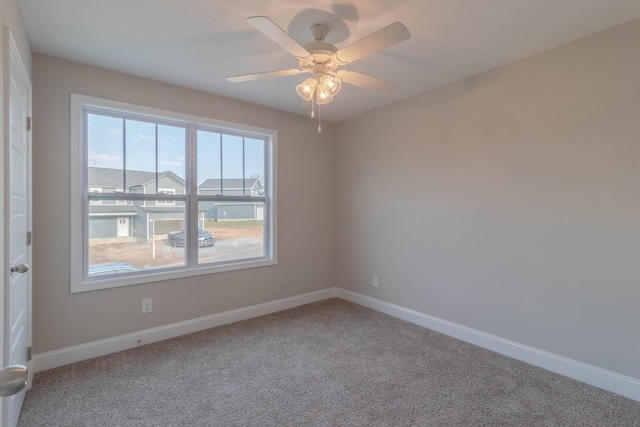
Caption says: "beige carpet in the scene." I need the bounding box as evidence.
[19,298,640,426]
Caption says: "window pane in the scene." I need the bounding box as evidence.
[197,201,265,264]
[244,138,265,196]
[125,119,156,192]
[88,200,186,276]
[123,121,187,195]
[87,114,124,190]
[87,114,124,170]
[197,130,221,195]
[158,125,186,182]
[222,134,243,195]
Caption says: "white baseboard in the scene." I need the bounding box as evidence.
[33,288,337,373]
[33,286,640,403]
[336,288,640,403]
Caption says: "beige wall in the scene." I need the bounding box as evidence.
[31,54,334,353]
[1,0,31,75]
[25,12,640,382]
[335,19,640,379]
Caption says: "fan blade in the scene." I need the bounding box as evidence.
[334,22,410,65]
[227,68,306,83]
[247,16,311,59]
[338,70,399,91]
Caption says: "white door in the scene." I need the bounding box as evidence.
[4,31,32,427]
[116,217,129,237]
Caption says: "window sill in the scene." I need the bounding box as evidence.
[70,257,277,293]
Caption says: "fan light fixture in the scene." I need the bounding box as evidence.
[295,65,343,130]
[295,77,316,101]
[296,73,342,105]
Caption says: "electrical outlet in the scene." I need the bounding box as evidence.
[372,275,379,287]
[142,298,153,314]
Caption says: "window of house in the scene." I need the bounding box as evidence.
[70,94,277,293]
[156,188,176,206]
[114,188,130,205]
[88,187,102,204]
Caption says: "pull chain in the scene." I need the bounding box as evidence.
[318,102,322,133]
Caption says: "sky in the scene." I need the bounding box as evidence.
[87,113,265,188]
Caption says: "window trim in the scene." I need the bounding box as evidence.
[70,94,277,293]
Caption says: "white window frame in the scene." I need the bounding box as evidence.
[70,94,277,293]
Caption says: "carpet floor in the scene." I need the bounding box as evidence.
[18,298,640,426]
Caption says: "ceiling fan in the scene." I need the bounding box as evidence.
[227,16,410,128]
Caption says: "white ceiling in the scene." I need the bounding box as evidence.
[18,1,640,122]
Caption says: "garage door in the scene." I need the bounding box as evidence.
[154,219,184,235]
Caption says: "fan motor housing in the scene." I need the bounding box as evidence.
[301,42,337,66]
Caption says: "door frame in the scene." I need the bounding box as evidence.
[3,26,33,425]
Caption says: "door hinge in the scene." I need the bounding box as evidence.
[26,116,32,131]
[27,231,32,246]
[27,347,32,361]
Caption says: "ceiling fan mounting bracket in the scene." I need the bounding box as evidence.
[301,24,337,65]
[310,23,329,41]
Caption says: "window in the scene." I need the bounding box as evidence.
[88,187,102,204]
[70,94,277,293]
[156,188,176,206]
[114,189,129,205]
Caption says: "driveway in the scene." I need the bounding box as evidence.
[160,236,263,263]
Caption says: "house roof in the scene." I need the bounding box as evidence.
[88,167,262,193]
[141,206,207,213]
[88,167,184,189]
[198,178,261,190]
